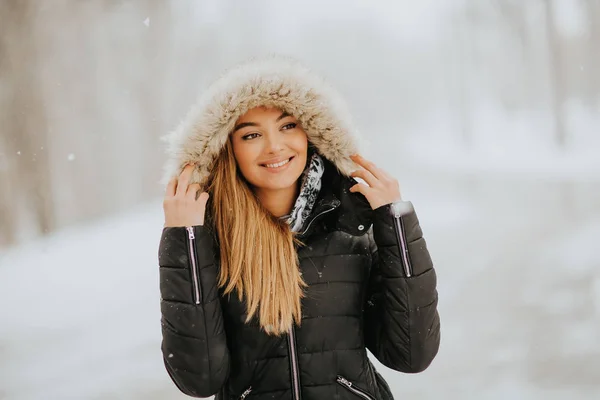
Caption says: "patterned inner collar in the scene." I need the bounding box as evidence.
[286,153,325,232]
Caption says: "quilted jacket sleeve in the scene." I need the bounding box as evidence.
[364,203,441,373]
[158,225,229,397]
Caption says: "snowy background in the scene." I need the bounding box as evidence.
[1,1,599,399]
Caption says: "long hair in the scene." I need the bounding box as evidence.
[207,139,306,335]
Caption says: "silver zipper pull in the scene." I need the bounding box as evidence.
[240,386,252,399]
[336,376,375,400]
[337,376,351,386]
[390,200,413,218]
[186,226,195,239]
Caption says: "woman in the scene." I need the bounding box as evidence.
[159,56,440,400]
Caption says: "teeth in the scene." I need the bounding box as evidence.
[265,158,291,168]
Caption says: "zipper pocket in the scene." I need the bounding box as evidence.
[391,208,413,277]
[186,226,201,304]
[239,386,252,399]
[336,376,375,400]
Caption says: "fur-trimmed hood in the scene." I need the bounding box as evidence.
[161,55,366,188]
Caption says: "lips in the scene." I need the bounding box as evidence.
[261,156,294,169]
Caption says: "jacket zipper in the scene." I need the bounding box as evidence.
[186,226,201,304]
[391,208,413,277]
[239,386,252,399]
[288,327,301,400]
[284,205,336,399]
[299,206,336,236]
[336,376,375,400]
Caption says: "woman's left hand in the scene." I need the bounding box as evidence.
[349,154,402,210]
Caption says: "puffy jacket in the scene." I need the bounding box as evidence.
[158,158,440,399]
[158,55,440,399]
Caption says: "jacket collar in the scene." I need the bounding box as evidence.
[296,158,373,239]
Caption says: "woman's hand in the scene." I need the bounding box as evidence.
[163,164,209,227]
[349,154,402,210]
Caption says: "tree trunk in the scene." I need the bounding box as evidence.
[0,1,55,244]
[585,0,600,107]
[457,2,472,147]
[543,0,567,149]
[0,4,17,246]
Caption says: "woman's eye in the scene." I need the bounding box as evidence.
[282,123,297,130]
[242,133,260,140]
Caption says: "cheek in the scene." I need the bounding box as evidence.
[232,143,256,175]
[292,132,309,157]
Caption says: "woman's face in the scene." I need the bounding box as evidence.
[231,107,308,193]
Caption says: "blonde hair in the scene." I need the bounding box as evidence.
[207,139,306,335]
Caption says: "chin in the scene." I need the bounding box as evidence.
[251,169,304,192]
[258,175,301,191]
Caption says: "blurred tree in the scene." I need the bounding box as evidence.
[294,19,437,137]
[492,0,534,110]
[0,1,55,245]
[494,0,531,54]
[0,139,15,246]
[0,7,17,246]
[585,0,600,108]
[137,1,174,196]
[543,0,567,148]
[458,1,476,147]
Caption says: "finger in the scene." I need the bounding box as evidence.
[349,182,371,197]
[165,176,177,197]
[197,192,210,207]
[186,183,201,200]
[350,154,387,181]
[176,164,195,197]
[350,168,378,188]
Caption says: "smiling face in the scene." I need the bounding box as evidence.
[231,107,308,196]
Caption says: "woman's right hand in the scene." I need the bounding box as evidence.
[163,164,209,227]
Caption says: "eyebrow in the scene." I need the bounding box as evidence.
[276,111,291,122]
[232,112,291,134]
[232,122,257,133]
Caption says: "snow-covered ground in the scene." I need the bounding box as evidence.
[1,163,600,399]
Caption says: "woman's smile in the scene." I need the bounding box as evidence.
[261,156,295,171]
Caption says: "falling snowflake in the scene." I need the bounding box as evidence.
[67,153,75,161]
[17,151,21,155]
[143,17,150,27]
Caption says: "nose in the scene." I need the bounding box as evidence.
[264,132,285,154]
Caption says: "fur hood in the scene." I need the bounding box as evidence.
[161,55,366,188]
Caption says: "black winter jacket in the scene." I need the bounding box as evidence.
[158,161,441,399]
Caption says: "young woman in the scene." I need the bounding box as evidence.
[159,56,440,400]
